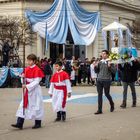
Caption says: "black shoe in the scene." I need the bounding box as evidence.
[54,118,61,122]
[11,124,23,130]
[11,117,24,129]
[132,104,136,107]
[110,105,115,112]
[120,101,126,108]
[54,111,61,122]
[94,111,102,115]
[32,125,41,129]
[132,101,136,107]
[62,112,66,122]
[32,120,41,129]
[120,103,126,108]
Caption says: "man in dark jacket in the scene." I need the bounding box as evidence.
[44,58,53,88]
[119,59,140,108]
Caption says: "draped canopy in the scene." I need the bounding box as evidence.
[25,0,101,46]
[102,21,128,31]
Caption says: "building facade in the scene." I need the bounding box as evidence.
[0,0,140,63]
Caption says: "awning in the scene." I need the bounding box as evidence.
[102,21,128,31]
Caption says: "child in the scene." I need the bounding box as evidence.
[48,61,72,122]
[90,60,97,86]
[11,54,44,129]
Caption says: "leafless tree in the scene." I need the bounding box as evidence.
[0,16,35,66]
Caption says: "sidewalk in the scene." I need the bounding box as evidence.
[0,86,140,140]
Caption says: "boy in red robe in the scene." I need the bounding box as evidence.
[48,61,72,122]
[11,54,44,129]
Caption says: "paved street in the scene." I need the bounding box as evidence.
[0,86,140,140]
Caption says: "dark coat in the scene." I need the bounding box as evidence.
[119,60,140,82]
[44,63,52,75]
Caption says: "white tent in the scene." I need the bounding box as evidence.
[102,21,137,64]
[102,21,131,51]
[102,21,128,31]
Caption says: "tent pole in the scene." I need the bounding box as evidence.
[63,44,65,58]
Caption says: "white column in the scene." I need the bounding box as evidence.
[93,35,99,58]
[37,34,43,59]
[45,42,50,58]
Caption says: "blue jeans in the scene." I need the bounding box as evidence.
[45,75,51,88]
[122,82,136,102]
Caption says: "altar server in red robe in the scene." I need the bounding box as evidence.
[11,54,44,129]
[48,61,72,122]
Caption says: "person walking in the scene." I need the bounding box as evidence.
[44,58,53,88]
[11,54,44,129]
[119,59,140,108]
[48,61,72,122]
[94,50,115,115]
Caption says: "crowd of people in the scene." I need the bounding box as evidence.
[35,55,140,89]
[36,50,140,115]
[36,56,102,88]
[11,51,140,130]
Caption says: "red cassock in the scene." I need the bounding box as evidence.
[24,65,45,79]
[50,71,70,83]
[51,71,70,108]
[49,71,71,111]
[23,65,44,108]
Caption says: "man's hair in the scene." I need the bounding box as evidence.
[102,50,109,55]
[55,61,63,66]
[48,58,52,62]
[27,54,37,62]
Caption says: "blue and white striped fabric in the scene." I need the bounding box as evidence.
[10,68,23,78]
[0,68,23,87]
[0,67,9,87]
[25,0,101,46]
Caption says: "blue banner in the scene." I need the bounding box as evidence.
[10,68,23,78]
[0,67,9,87]
[0,68,23,87]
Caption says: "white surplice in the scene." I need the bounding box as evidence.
[48,71,72,113]
[16,76,44,120]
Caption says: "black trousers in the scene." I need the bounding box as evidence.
[97,80,114,112]
[74,75,78,86]
[78,70,82,84]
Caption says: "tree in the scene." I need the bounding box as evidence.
[0,16,35,66]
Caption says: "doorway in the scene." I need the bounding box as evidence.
[50,43,63,63]
[49,26,86,62]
